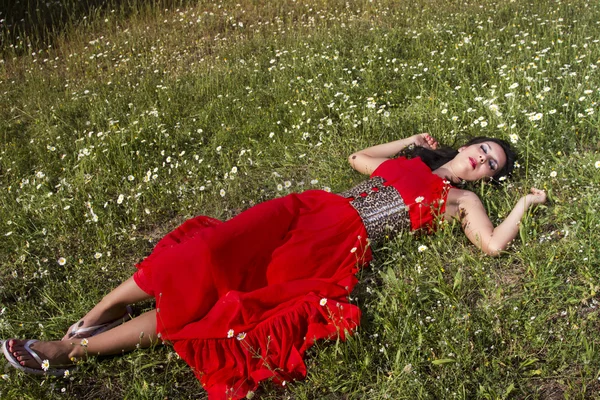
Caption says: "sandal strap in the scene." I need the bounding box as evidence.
[23,340,44,366]
[69,305,133,338]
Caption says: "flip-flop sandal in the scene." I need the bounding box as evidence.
[66,305,133,339]
[2,339,69,377]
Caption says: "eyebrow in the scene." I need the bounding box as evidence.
[486,142,501,165]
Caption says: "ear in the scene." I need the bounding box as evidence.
[458,146,466,152]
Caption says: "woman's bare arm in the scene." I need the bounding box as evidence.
[348,133,438,175]
[447,187,547,256]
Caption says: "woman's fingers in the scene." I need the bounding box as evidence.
[529,187,547,204]
[417,133,438,149]
[425,134,438,149]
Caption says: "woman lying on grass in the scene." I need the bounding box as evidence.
[2,133,546,399]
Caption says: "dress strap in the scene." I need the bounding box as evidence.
[340,177,411,243]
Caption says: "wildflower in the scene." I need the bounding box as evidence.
[451,116,459,121]
[320,298,328,306]
[418,245,428,252]
[80,338,89,347]
[509,82,519,89]
[236,332,246,341]
[415,196,424,203]
[227,329,234,338]
[57,257,66,266]
[220,189,226,197]
[230,166,237,174]
[63,370,70,378]
[595,161,600,168]
[310,179,318,185]
[94,252,102,259]
[284,181,292,188]
[509,134,519,144]
[277,184,283,191]
[528,113,543,121]
[116,194,124,204]
[480,121,488,128]
[550,171,557,178]
[41,360,50,371]
[1,374,9,380]
[127,175,135,181]
[549,109,557,114]
[514,161,521,168]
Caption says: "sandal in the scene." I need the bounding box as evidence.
[66,305,133,339]
[2,339,69,377]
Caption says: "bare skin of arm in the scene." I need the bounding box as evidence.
[348,133,438,175]
[444,187,547,256]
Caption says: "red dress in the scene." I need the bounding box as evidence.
[133,157,448,399]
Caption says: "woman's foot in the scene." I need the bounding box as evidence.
[3,339,77,375]
[62,304,132,340]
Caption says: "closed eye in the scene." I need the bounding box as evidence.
[481,144,497,170]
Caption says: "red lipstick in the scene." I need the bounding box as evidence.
[469,157,477,169]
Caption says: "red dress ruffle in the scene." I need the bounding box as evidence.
[133,157,447,399]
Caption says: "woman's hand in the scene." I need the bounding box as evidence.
[524,187,547,206]
[411,133,439,150]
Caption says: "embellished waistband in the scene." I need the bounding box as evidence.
[340,176,410,243]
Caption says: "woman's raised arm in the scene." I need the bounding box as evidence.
[447,187,547,256]
[348,133,438,175]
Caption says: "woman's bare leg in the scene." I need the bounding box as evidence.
[9,310,159,369]
[63,277,152,339]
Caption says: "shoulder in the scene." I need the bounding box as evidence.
[445,188,482,218]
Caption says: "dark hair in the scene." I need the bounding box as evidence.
[399,136,516,184]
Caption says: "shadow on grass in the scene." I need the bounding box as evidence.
[0,0,196,53]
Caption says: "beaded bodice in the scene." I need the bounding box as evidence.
[340,176,411,243]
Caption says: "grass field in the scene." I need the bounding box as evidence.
[1,0,600,398]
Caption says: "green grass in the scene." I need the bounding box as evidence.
[1,0,600,398]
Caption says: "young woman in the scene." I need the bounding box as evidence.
[2,133,546,400]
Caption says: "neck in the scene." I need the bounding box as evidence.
[433,162,462,184]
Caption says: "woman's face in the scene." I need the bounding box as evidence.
[452,141,507,182]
